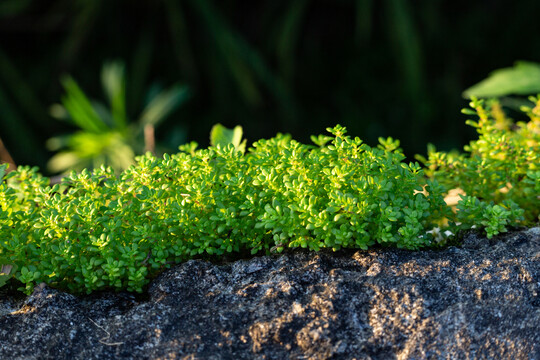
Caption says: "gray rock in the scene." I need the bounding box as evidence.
[0,227,539,360]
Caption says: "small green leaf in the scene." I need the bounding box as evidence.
[0,163,7,182]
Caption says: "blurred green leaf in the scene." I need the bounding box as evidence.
[91,101,115,128]
[60,76,108,133]
[49,61,190,174]
[46,135,69,152]
[47,151,82,173]
[48,131,135,173]
[139,85,190,127]
[498,97,536,112]
[210,123,246,153]
[463,61,540,99]
[101,61,127,130]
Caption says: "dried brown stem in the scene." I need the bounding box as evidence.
[0,135,16,171]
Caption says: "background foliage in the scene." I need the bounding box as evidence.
[1,0,540,174]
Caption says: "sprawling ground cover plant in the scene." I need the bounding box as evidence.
[418,96,539,236]
[1,100,538,295]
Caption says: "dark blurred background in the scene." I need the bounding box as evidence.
[1,0,539,175]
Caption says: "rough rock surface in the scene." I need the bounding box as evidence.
[0,227,539,360]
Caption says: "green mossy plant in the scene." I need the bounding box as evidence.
[1,99,538,295]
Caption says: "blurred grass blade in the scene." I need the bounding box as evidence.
[0,46,48,129]
[384,0,427,145]
[237,37,297,125]
[277,0,308,82]
[188,0,261,106]
[101,61,127,130]
[188,0,296,122]
[463,61,540,99]
[355,0,373,45]
[58,1,101,69]
[139,84,190,127]
[0,83,45,166]
[164,0,198,84]
[60,76,108,133]
[385,0,424,100]
[129,29,154,115]
[0,0,32,16]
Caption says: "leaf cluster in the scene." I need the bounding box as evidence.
[417,96,539,236]
[1,104,538,295]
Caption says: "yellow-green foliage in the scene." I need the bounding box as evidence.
[1,100,538,295]
[418,96,539,234]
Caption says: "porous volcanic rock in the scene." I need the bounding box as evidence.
[1,227,539,359]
